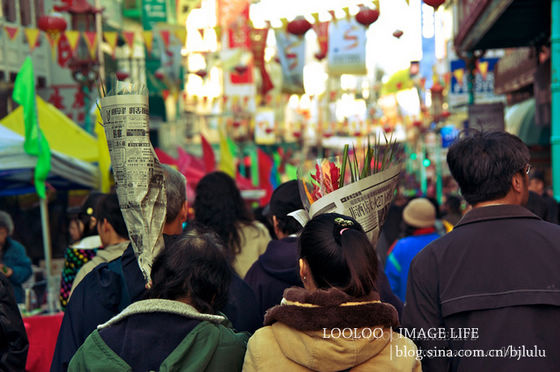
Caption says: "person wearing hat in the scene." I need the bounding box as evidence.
[384,198,440,302]
[244,180,304,317]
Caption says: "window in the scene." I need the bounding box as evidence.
[20,0,31,26]
[2,0,17,23]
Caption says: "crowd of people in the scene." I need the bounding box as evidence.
[1,130,560,371]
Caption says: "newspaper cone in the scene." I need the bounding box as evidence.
[100,91,166,282]
[298,145,402,247]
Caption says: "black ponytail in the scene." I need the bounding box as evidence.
[299,213,378,298]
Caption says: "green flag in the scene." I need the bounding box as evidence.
[218,129,236,178]
[13,57,51,199]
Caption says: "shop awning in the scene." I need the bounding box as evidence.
[455,0,551,52]
[1,96,98,163]
[505,98,550,146]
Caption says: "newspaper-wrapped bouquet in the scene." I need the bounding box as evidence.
[297,139,402,245]
[98,81,166,283]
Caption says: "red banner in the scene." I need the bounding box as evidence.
[313,22,329,59]
[250,28,273,95]
[217,0,249,28]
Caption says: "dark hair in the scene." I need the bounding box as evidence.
[447,131,530,205]
[274,215,302,236]
[73,192,105,239]
[193,171,253,261]
[94,194,129,239]
[298,213,378,298]
[445,195,462,214]
[148,229,232,314]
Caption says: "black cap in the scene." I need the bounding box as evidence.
[263,180,304,217]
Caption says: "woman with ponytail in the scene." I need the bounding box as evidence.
[243,213,420,372]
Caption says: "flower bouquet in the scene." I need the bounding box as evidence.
[297,137,402,244]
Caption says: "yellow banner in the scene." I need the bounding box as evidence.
[83,32,98,59]
[142,31,153,55]
[24,28,40,51]
[65,30,80,53]
[174,29,187,46]
[104,31,118,57]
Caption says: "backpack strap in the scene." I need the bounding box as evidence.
[107,258,131,313]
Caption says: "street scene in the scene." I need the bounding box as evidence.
[0,0,559,371]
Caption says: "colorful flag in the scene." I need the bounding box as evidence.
[200,134,215,172]
[24,28,40,51]
[218,130,236,178]
[4,26,19,40]
[83,32,98,59]
[12,57,51,199]
[257,148,273,205]
[104,31,118,57]
[142,31,153,55]
[65,30,81,53]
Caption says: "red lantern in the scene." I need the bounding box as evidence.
[195,69,207,78]
[314,51,327,61]
[393,30,404,39]
[412,120,422,127]
[355,6,380,27]
[423,0,445,10]
[431,81,444,94]
[232,121,241,129]
[441,110,451,118]
[287,16,312,37]
[353,131,362,137]
[292,131,301,138]
[383,125,393,133]
[115,71,129,80]
[38,12,67,40]
[265,128,274,134]
[323,132,333,138]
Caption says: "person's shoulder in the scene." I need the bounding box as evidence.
[195,318,250,347]
[247,325,275,348]
[6,237,25,251]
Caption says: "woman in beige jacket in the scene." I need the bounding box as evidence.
[194,172,270,278]
[243,213,421,372]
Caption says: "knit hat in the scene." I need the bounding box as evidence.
[403,198,436,228]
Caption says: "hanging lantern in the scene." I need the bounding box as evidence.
[292,131,302,138]
[423,0,445,10]
[232,121,242,129]
[412,120,422,128]
[441,110,451,119]
[323,132,333,138]
[393,29,404,39]
[287,16,312,37]
[265,128,274,134]
[431,81,444,94]
[383,125,393,133]
[195,69,207,78]
[314,51,327,61]
[355,6,379,27]
[115,71,129,80]
[38,12,67,48]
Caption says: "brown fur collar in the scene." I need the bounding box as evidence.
[264,287,399,331]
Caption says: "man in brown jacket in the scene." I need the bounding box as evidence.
[402,131,560,371]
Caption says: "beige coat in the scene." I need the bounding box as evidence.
[232,221,271,278]
[243,287,421,372]
[243,323,421,372]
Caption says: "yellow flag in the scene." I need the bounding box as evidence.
[83,32,98,59]
[24,28,40,51]
[478,61,489,80]
[65,30,80,53]
[142,31,153,55]
[174,29,187,46]
[46,33,60,60]
[94,108,112,193]
[218,129,236,178]
[453,68,464,85]
[103,31,118,57]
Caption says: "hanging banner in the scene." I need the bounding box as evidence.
[45,33,61,60]
[217,0,249,28]
[57,33,73,67]
[122,30,136,51]
[313,22,329,60]
[449,57,500,108]
[104,31,119,57]
[275,29,305,95]
[142,31,154,55]
[159,29,171,50]
[174,29,187,46]
[250,28,273,96]
[4,26,19,41]
[24,28,40,51]
[254,109,276,145]
[327,18,366,75]
[65,30,81,54]
[83,31,98,59]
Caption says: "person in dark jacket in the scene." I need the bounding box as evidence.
[0,272,28,371]
[0,211,32,304]
[402,131,560,371]
[69,230,248,371]
[245,181,304,317]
